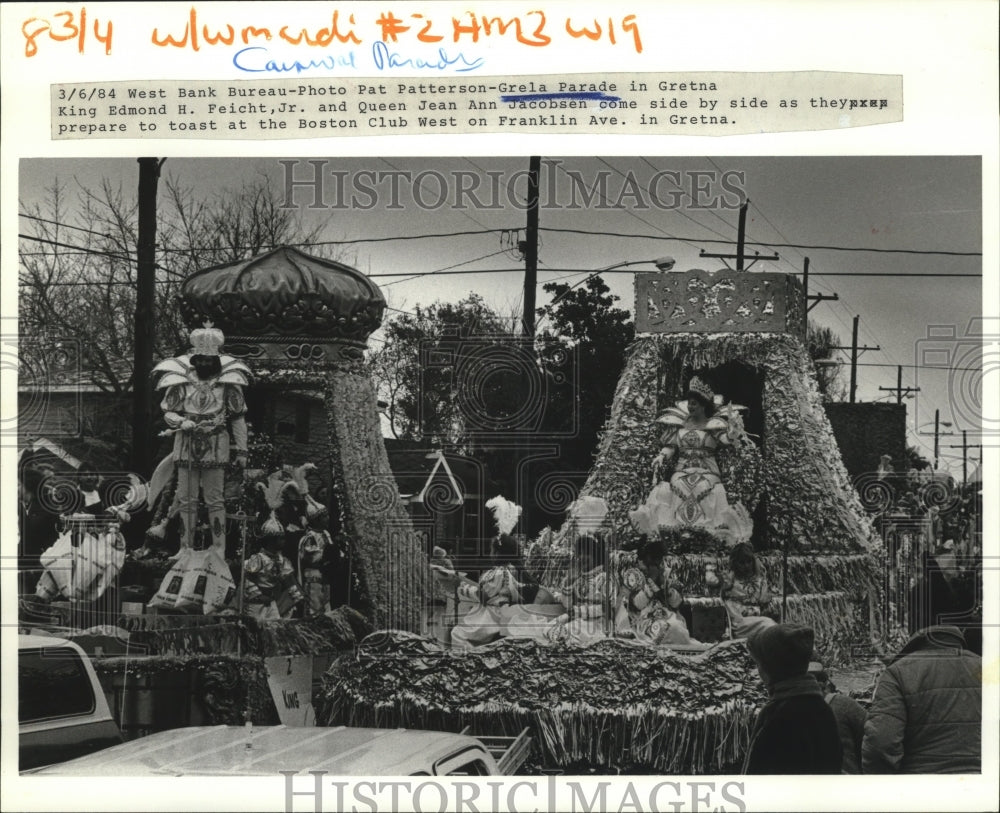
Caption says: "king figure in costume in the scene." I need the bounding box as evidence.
[630,376,753,545]
[154,322,252,554]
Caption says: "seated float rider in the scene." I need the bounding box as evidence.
[629,376,752,546]
[536,534,614,647]
[448,533,544,649]
[722,542,777,639]
[614,538,696,645]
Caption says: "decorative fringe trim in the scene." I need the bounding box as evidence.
[92,653,279,727]
[317,635,766,774]
[115,612,361,656]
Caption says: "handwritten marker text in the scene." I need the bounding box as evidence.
[372,42,484,72]
[22,8,113,56]
[152,8,360,51]
[233,47,357,74]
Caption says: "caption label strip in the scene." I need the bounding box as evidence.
[51,71,901,139]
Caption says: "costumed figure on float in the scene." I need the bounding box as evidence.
[34,473,149,605]
[444,496,560,648]
[721,542,777,639]
[295,474,336,618]
[147,322,251,614]
[629,376,753,546]
[613,538,697,646]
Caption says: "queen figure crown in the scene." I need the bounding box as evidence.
[687,376,714,402]
[190,321,225,357]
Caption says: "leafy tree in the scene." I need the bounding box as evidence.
[806,321,846,401]
[905,445,932,472]
[368,292,513,445]
[535,275,634,473]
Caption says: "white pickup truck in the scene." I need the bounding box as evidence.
[30,724,533,776]
[21,631,532,777]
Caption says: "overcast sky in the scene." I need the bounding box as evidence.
[19,155,985,476]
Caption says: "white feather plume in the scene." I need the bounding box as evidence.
[485,495,521,536]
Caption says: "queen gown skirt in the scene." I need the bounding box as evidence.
[630,466,752,544]
[450,602,567,648]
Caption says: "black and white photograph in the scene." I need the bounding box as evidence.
[11,155,988,787]
[2,1,997,811]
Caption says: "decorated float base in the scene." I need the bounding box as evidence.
[526,544,882,665]
[317,632,768,775]
[49,609,373,740]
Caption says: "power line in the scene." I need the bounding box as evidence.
[381,248,515,288]
[21,264,982,284]
[826,361,983,373]
[22,213,981,259]
[591,158,704,251]
[599,157,734,244]
[19,233,134,264]
[536,227,981,257]
[20,212,131,241]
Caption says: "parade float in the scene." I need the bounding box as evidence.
[523,269,885,656]
[23,246,421,738]
[318,266,887,773]
[24,257,886,772]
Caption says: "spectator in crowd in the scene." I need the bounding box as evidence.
[862,625,981,774]
[74,463,107,515]
[907,549,965,635]
[742,623,842,774]
[19,465,60,593]
[808,658,866,774]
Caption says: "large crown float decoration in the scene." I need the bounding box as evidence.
[177,246,386,371]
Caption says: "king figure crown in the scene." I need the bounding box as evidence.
[190,321,225,357]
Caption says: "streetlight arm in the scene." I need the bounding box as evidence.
[534,258,663,333]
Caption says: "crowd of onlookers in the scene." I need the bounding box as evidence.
[743,622,982,775]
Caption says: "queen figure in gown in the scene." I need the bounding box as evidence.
[629,376,753,545]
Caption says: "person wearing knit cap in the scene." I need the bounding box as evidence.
[742,623,843,774]
[808,658,867,774]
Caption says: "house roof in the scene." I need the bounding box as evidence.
[383,441,484,503]
[19,436,125,472]
[18,355,134,394]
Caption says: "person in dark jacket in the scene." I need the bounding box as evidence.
[808,659,866,774]
[742,623,842,774]
[862,625,981,774]
[18,465,59,594]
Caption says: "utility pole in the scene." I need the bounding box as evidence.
[699,199,779,271]
[828,315,879,403]
[849,316,860,404]
[879,364,921,404]
[934,408,941,469]
[521,156,540,337]
[944,430,982,486]
[132,157,163,478]
[802,256,839,312]
[917,407,952,471]
[735,201,747,271]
